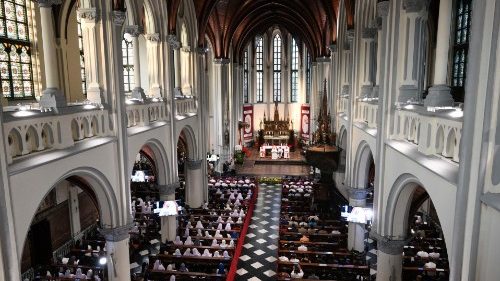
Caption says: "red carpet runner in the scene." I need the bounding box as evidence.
[227,183,259,280]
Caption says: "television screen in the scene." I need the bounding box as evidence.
[154,200,179,216]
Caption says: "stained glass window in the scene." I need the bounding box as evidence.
[77,14,87,96]
[243,49,248,104]
[290,38,299,103]
[452,0,472,101]
[273,34,281,102]
[0,0,33,99]
[306,51,311,104]
[255,37,263,103]
[122,33,134,93]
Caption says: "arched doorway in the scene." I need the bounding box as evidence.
[381,180,450,281]
[20,177,106,280]
[176,126,203,209]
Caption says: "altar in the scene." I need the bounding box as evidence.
[259,144,290,159]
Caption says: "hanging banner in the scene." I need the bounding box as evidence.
[300,104,310,140]
[243,105,254,141]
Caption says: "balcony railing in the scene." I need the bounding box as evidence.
[3,104,110,164]
[125,99,167,128]
[392,105,462,162]
[356,100,378,128]
[175,96,197,118]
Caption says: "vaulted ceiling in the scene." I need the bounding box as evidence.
[193,0,344,61]
[186,0,352,62]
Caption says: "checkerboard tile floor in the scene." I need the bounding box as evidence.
[235,184,281,281]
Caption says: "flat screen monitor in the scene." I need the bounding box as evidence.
[154,200,179,216]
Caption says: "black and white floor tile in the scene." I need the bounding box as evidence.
[235,184,281,281]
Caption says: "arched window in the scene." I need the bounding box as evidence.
[451,0,472,101]
[255,37,263,103]
[273,34,281,102]
[77,14,86,96]
[243,48,248,103]
[306,51,311,104]
[122,33,134,93]
[0,0,34,99]
[290,38,299,103]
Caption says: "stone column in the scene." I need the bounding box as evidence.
[196,47,209,202]
[398,0,430,103]
[124,25,146,100]
[167,34,180,180]
[78,8,103,104]
[212,59,230,172]
[174,41,182,90]
[37,0,66,111]
[375,237,406,281]
[424,0,454,107]
[361,28,377,98]
[100,225,132,281]
[328,44,338,130]
[185,159,204,208]
[146,33,162,98]
[347,188,369,252]
[372,2,390,98]
[158,183,179,242]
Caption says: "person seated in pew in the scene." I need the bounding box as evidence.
[290,264,304,279]
[170,275,176,281]
[179,263,189,272]
[318,226,329,235]
[184,236,194,246]
[223,250,230,258]
[192,248,201,256]
[216,262,226,274]
[202,249,212,257]
[298,225,307,234]
[166,263,176,271]
[213,250,221,257]
[290,254,299,263]
[279,255,289,262]
[173,249,182,256]
[297,244,308,251]
[299,234,310,243]
[308,272,320,279]
[174,236,183,246]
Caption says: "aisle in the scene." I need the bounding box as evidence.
[235,184,281,280]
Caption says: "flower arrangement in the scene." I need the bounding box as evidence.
[258,177,282,184]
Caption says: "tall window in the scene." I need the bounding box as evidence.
[77,15,87,96]
[243,49,249,103]
[452,0,472,101]
[306,51,311,104]
[0,0,34,99]
[290,38,299,103]
[122,33,134,93]
[273,34,281,102]
[255,37,263,103]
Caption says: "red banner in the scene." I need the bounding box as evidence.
[243,105,254,141]
[300,104,310,140]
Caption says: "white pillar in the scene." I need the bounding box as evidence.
[38,0,66,111]
[424,0,455,107]
[124,25,146,100]
[100,225,132,281]
[78,8,104,104]
[212,59,230,172]
[347,189,368,252]
[398,0,430,103]
[146,33,162,98]
[185,159,204,208]
[159,183,178,242]
[174,46,182,90]
[375,238,406,281]
[361,28,377,98]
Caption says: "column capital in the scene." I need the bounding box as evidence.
[186,159,203,170]
[316,56,331,63]
[124,25,144,37]
[99,224,133,242]
[37,0,62,8]
[328,44,337,53]
[77,8,99,22]
[196,46,209,55]
[181,46,192,52]
[377,1,390,18]
[213,58,230,65]
[347,188,369,200]
[403,0,430,13]
[111,11,126,26]
[167,34,181,49]
[362,28,377,40]
[370,232,410,255]
[158,182,179,196]
[146,33,161,42]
